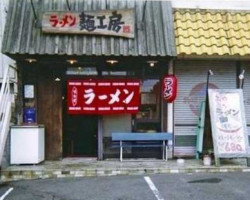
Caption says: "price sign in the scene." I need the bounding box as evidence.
[208,89,250,158]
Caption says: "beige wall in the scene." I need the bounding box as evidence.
[103,114,132,137]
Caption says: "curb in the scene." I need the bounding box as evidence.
[1,167,250,182]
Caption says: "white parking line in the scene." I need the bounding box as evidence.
[0,188,14,200]
[144,176,164,200]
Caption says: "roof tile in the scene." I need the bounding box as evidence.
[174,9,250,56]
[177,44,231,56]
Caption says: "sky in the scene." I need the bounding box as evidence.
[171,0,250,10]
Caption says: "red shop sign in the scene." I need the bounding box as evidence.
[162,75,178,103]
[67,79,140,115]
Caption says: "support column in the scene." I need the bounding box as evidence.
[98,116,103,160]
[167,59,174,159]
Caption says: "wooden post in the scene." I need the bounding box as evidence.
[98,116,103,160]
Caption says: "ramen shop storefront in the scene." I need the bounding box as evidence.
[2,0,176,160]
[66,65,165,159]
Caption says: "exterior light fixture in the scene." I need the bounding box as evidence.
[54,77,61,82]
[78,67,82,70]
[67,59,77,65]
[25,58,37,63]
[206,69,214,95]
[239,69,245,89]
[239,70,245,80]
[147,60,158,67]
[106,60,118,65]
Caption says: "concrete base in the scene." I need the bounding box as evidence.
[1,158,250,182]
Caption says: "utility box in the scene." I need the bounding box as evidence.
[23,108,36,123]
[10,125,45,164]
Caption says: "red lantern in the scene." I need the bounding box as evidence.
[162,75,178,103]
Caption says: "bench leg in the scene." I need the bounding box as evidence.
[165,144,168,161]
[162,141,165,160]
[120,141,123,162]
[247,158,250,167]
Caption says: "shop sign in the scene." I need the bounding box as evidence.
[67,79,140,114]
[162,75,177,103]
[208,89,250,157]
[42,9,134,38]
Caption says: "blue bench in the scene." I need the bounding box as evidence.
[112,133,172,162]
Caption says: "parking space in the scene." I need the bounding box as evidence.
[5,176,155,200]
[1,172,250,200]
[150,173,250,200]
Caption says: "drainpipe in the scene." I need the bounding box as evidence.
[167,59,174,158]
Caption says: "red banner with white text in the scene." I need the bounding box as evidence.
[67,79,140,114]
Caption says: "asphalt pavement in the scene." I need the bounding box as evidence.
[0,172,250,200]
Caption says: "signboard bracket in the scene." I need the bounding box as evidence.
[214,157,221,167]
[196,101,206,159]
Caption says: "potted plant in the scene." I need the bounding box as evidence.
[202,149,213,166]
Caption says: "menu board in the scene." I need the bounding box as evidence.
[208,89,250,158]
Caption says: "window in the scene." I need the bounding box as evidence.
[66,67,98,75]
[133,79,161,132]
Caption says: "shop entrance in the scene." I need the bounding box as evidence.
[63,114,98,157]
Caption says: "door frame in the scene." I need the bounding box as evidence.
[63,79,102,159]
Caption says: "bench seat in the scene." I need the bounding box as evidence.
[112,133,172,162]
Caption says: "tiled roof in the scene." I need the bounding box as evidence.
[174,10,250,56]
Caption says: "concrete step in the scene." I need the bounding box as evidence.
[1,158,250,182]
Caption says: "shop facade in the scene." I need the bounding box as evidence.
[173,9,250,157]
[2,0,176,160]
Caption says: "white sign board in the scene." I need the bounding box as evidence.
[24,85,34,99]
[208,89,250,158]
[42,9,135,38]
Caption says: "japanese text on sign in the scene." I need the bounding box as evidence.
[67,79,140,114]
[42,9,134,38]
[162,75,177,103]
[208,89,250,157]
